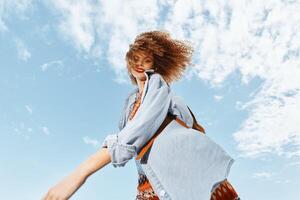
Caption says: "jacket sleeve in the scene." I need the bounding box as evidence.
[117,94,131,131]
[101,73,171,167]
[168,94,194,128]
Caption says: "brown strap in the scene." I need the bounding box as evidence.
[135,108,206,160]
[187,106,206,134]
[135,113,175,160]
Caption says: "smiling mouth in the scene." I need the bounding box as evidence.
[135,67,145,73]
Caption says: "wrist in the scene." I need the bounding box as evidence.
[74,148,111,181]
[74,163,90,181]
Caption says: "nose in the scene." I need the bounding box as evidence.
[135,60,143,67]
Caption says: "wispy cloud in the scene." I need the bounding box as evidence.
[0,0,33,32]
[0,1,33,61]
[252,171,274,179]
[40,60,64,75]
[0,18,8,32]
[51,0,95,53]
[51,0,161,83]
[160,0,300,159]
[83,136,100,148]
[274,179,291,184]
[252,170,292,184]
[12,121,31,140]
[25,105,33,114]
[41,126,50,136]
[286,161,300,167]
[214,95,223,101]
[15,38,31,61]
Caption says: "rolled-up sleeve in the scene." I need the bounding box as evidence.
[102,73,171,167]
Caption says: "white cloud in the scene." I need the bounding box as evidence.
[160,0,300,159]
[287,161,300,167]
[12,121,31,140]
[0,1,33,60]
[41,60,64,72]
[0,18,8,32]
[252,171,274,179]
[214,95,223,101]
[41,126,50,135]
[51,0,161,83]
[274,179,291,184]
[252,170,292,184]
[0,0,33,32]
[49,0,300,159]
[15,38,31,61]
[51,0,95,53]
[40,60,64,75]
[83,136,100,147]
[25,105,33,114]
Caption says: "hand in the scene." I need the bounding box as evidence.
[42,171,86,200]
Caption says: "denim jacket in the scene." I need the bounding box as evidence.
[102,69,234,200]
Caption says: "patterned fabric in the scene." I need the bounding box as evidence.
[210,179,240,200]
[136,174,160,200]
[128,91,143,121]
[135,176,240,200]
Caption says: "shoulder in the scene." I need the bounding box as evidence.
[149,72,163,80]
[143,69,168,85]
[148,73,169,88]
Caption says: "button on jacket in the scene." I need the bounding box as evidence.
[102,69,235,200]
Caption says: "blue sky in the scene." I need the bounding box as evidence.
[1,0,300,199]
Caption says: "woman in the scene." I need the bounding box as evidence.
[42,31,240,200]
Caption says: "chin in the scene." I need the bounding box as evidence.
[135,74,146,81]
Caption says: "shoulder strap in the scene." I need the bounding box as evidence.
[187,106,206,134]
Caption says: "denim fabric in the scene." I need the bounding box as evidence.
[102,69,172,166]
[138,120,234,200]
[102,69,234,200]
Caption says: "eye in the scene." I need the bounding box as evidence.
[145,59,152,63]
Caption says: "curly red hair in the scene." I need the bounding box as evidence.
[125,30,194,85]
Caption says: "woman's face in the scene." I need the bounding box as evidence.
[129,50,154,82]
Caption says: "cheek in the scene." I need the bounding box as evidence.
[145,62,153,68]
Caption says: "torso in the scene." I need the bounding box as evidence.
[128,91,142,121]
[128,91,160,200]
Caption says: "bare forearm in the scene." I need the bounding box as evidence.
[75,147,111,180]
[42,148,111,200]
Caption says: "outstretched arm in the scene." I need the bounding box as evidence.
[42,72,170,199]
[42,148,111,200]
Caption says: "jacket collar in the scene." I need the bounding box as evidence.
[129,68,156,99]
